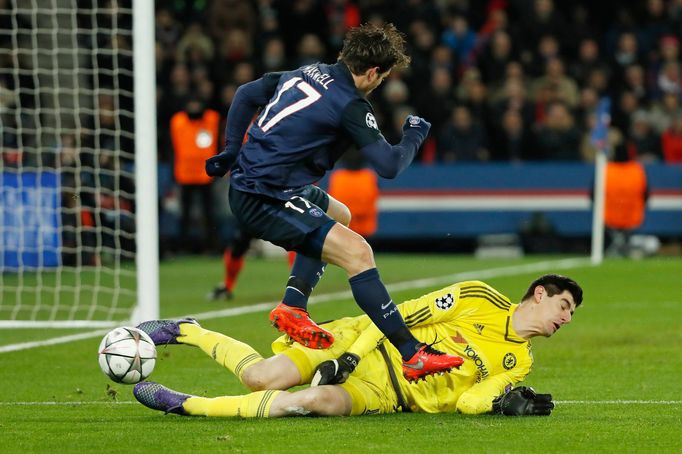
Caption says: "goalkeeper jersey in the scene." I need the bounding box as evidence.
[346,280,534,414]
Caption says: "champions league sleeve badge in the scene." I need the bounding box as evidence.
[435,293,454,310]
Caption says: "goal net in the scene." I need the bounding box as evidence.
[0,0,158,328]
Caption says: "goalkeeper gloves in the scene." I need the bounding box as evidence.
[205,151,233,177]
[310,352,360,386]
[492,386,554,416]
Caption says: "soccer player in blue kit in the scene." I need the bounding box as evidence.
[205,23,463,381]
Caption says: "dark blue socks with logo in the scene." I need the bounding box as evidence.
[349,268,420,359]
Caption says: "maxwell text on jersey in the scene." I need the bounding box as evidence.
[302,65,335,90]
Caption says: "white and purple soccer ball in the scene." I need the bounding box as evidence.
[98,327,156,384]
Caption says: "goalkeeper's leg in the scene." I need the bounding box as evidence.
[178,323,301,390]
[184,385,351,417]
[135,382,351,417]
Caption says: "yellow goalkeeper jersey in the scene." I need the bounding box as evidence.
[345,280,534,414]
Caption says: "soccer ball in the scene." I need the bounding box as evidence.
[98,327,156,384]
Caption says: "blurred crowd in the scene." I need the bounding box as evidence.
[156,0,682,164]
[2,0,682,261]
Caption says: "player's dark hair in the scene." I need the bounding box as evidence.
[522,274,583,307]
[339,23,410,75]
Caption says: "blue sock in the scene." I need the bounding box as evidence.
[349,268,420,360]
[282,255,326,310]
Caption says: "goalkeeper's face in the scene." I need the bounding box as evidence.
[536,288,576,337]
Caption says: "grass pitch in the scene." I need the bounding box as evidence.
[1,254,681,453]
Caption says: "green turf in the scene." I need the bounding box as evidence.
[1,255,681,453]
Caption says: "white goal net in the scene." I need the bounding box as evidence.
[0,0,158,328]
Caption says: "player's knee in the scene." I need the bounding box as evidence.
[298,387,346,416]
[241,363,284,391]
[345,237,374,269]
[240,366,267,391]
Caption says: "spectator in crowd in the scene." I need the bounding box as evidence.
[491,77,534,128]
[530,57,579,108]
[294,33,327,67]
[415,66,457,137]
[620,64,649,104]
[629,110,663,162]
[478,30,516,85]
[569,38,602,87]
[441,14,477,67]
[575,86,600,129]
[609,32,642,87]
[437,105,488,162]
[611,90,641,135]
[525,34,561,78]
[661,113,682,163]
[457,69,493,133]
[515,0,567,60]
[584,66,611,97]
[143,0,682,257]
[378,78,411,143]
[533,101,581,161]
[649,92,682,134]
[655,61,682,99]
[639,0,670,53]
[149,0,682,173]
[489,109,533,162]
[261,37,288,73]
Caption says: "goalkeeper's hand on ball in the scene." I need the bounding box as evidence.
[311,352,360,386]
[492,386,554,416]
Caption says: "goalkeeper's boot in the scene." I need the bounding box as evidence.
[135,318,199,345]
[269,303,334,349]
[134,381,191,416]
[402,343,465,382]
[207,284,233,301]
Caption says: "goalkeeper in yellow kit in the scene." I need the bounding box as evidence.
[134,273,582,417]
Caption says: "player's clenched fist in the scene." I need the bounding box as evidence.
[401,115,431,143]
[492,386,555,416]
[205,152,233,177]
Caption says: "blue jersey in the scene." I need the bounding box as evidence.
[230,62,383,200]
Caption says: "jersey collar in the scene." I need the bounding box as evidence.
[335,62,367,99]
[504,304,527,344]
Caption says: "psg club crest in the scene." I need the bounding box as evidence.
[309,207,324,218]
[435,293,454,310]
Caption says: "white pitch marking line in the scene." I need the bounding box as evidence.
[0,257,589,354]
[0,400,680,406]
[556,400,682,405]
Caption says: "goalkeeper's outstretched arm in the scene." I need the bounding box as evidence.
[456,373,554,416]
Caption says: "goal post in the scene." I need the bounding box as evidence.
[132,0,159,325]
[0,0,158,328]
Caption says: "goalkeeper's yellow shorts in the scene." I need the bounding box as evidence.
[271,317,398,416]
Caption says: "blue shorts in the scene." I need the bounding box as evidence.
[228,185,335,258]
